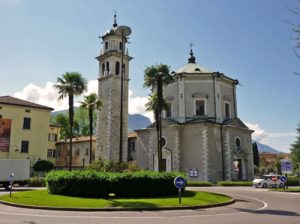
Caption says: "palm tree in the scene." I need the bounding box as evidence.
[80,93,102,164]
[54,72,87,171]
[144,64,174,172]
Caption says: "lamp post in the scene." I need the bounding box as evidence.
[115,25,131,163]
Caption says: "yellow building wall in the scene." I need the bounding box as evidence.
[47,125,60,164]
[0,104,51,165]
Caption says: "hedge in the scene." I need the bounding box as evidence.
[287,178,300,186]
[46,170,183,198]
[217,181,252,186]
[187,181,213,187]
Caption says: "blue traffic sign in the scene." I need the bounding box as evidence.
[174,176,186,189]
[280,176,287,182]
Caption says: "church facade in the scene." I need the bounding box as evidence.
[135,50,254,182]
[95,18,253,182]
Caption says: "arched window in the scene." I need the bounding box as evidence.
[106,61,110,74]
[102,63,105,76]
[115,61,120,75]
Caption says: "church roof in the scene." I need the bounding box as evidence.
[175,62,212,74]
[175,49,212,74]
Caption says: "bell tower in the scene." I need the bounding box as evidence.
[96,14,132,162]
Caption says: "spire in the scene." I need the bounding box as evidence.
[113,10,118,28]
[188,43,196,63]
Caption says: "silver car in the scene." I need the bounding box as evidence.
[253,174,285,188]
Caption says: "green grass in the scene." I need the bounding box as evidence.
[0,190,231,209]
[271,188,300,193]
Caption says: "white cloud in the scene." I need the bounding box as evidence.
[128,90,154,122]
[12,80,99,111]
[12,82,154,123]
[245,122,269,144]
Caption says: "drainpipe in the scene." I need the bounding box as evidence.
[212,73,217,122]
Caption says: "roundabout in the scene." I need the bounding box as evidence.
[0,187,299,224]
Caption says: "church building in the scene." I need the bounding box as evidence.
[95,17,253,182]
[135,50,254,182]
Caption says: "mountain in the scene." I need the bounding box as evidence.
[255,142,284,154]
[52,110,152,131]
[128,114,151,131]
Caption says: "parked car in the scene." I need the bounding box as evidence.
[253,174,285,188]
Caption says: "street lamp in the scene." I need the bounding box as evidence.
[115,25,131,163]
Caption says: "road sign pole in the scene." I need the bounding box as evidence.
[178,188,182,204]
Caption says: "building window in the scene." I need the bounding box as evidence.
[106,61,110,74]
[131,141,135,152]
[47,149,56,158]
[23,117,31,129]
[115,61,120,75]
[85,148,89,156]
[195,99,205,116]
[105,42,108,50]
[48,133,57,142]
[25,109,31,113]
[225,102,230,118]
[75,148,80,156]
[21,141,29,153]
[102,63,105,75]
[119,42,122,50]
[165,102,172,118]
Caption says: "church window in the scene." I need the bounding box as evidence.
[225,102,230,118]
[105,42,108,50]
[106,62,110,74]
[195,99,205,116]
[102,63,105,75]
[165,102,172,118]
[119,42,122,50]
[115,61,120,75]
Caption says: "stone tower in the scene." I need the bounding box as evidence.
[96,15,132,162]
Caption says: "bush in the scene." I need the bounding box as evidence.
[110,171,181,197]
[33,160,54,172]
[187,181,213,187]
[46,170,183,198]
[287,178,300,186]
[86,160,142,173]
[217,181,252,186]
[27,177,46,187]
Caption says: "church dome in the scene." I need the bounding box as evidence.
[175,49,212,74]
[175,63,212,74]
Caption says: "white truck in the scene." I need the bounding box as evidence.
[0,159,30,190]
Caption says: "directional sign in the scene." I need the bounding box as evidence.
[174,176,186,189]
[280,176,287,183]
[281,160,293,174]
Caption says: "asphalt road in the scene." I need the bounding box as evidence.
[0,186,299,224]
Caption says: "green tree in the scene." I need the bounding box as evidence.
[290,124,300,168]
[33,160,54,172]
[54,72,87,171]
[252,142,259,167]
[143,64,174,172]
[80,93,102,164]
[51,113,69,139]
[74,107,89,136]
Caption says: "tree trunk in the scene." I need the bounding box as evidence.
[68,94,74,171]
[157,76,163,172]
[89,108,93,164]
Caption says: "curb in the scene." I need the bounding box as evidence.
[0,199,235,212]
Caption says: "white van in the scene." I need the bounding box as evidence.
[253,174,285,188]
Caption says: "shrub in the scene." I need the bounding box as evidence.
[217,181,252,186]
[33,160,54,172]
[86,160,129,172]
[46,170,183,198]
[46,170,111,198]
[287,178,300,186]
[110,171,181,197]
[187,181,213,187]
[27,177,46,187]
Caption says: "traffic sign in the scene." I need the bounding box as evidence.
[281,160,293,174]
[174,176,186,189]
[280,176,287,182]
[271,176,277,181]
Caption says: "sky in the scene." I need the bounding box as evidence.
[0,0,299,152]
